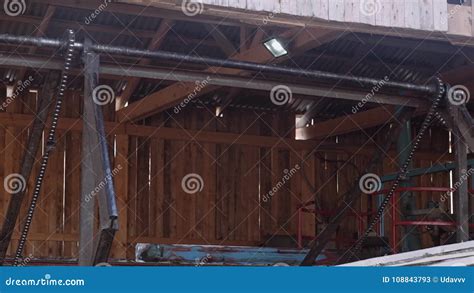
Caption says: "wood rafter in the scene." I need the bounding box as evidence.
[116,19,174,109]
[14,5,55,83]
[204,24,236,56]
[296,106,396,140]
[117,28,346,122]
[217,29,265,114]
[239,26,249,53]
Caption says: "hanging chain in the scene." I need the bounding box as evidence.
[343,77,446,263]
[13,30,76,266]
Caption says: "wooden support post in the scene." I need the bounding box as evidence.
[454,126,469,243]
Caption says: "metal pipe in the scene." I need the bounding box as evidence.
[0,33,437,95]
[92,43,436,93]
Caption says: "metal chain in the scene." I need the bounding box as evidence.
[13,30,75,266]
[344,77,446,263]
[434,112,449,127]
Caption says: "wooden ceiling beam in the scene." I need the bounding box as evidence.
[216,88,240,116]
[239,26,250,53]
[204,24,236,56]
[0,111,451,161]
[0,111,315,150]
[296,106,396,140]
[117,28,345,122]
[216,29,265,114]
[14,5,55,83]
[249,29,265,50]
[116,19,174,109]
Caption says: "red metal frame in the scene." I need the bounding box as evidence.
[388,187,474,253]
[297,187,474,253]
[297,198,379,249]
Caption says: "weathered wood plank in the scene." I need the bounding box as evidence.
[376,0,392,27]
[344,0,360,23]
[228,0,246,9]
[328,0,345,21]
[312,0,329,20]
[419,0,434,30]
[433,0,448,31]
[391,0,405,28]
[405,0,421,29]
[448,3,471,36]
[297,0,313,17]
[359,0,377,25]
[126,137,138,259]
[110,134,128,259]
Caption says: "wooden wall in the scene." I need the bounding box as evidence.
[125,0,450,32]
[0,90,452,261]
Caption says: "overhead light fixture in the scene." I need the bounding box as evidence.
[263,38,289,58]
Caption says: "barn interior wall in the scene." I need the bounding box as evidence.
[0,90,452,260]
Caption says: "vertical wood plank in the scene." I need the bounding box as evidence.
[447,3,472,36]
[148,115,165,242]
[240,111,260,242]
[18,92,37,258]
[328,0,345,21]
[280,0,293,15]
[312,0,329,20]
[470,1,474,36]
[6,92,27,257]
[228,0,246,9]
[344,0,360,23]
[391,0,405,28]
[261,0,276,12]
[111,134,128,259]
[64,91,81,259]
[433,0,448,31]
[297,0,313,17]
[359,0,377,25]
[376,0,392,27]
[405,0,421,29]
[126,136,138,259]
[420,0,434,30]
[300,151,316,241]
[136,137,151,239]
